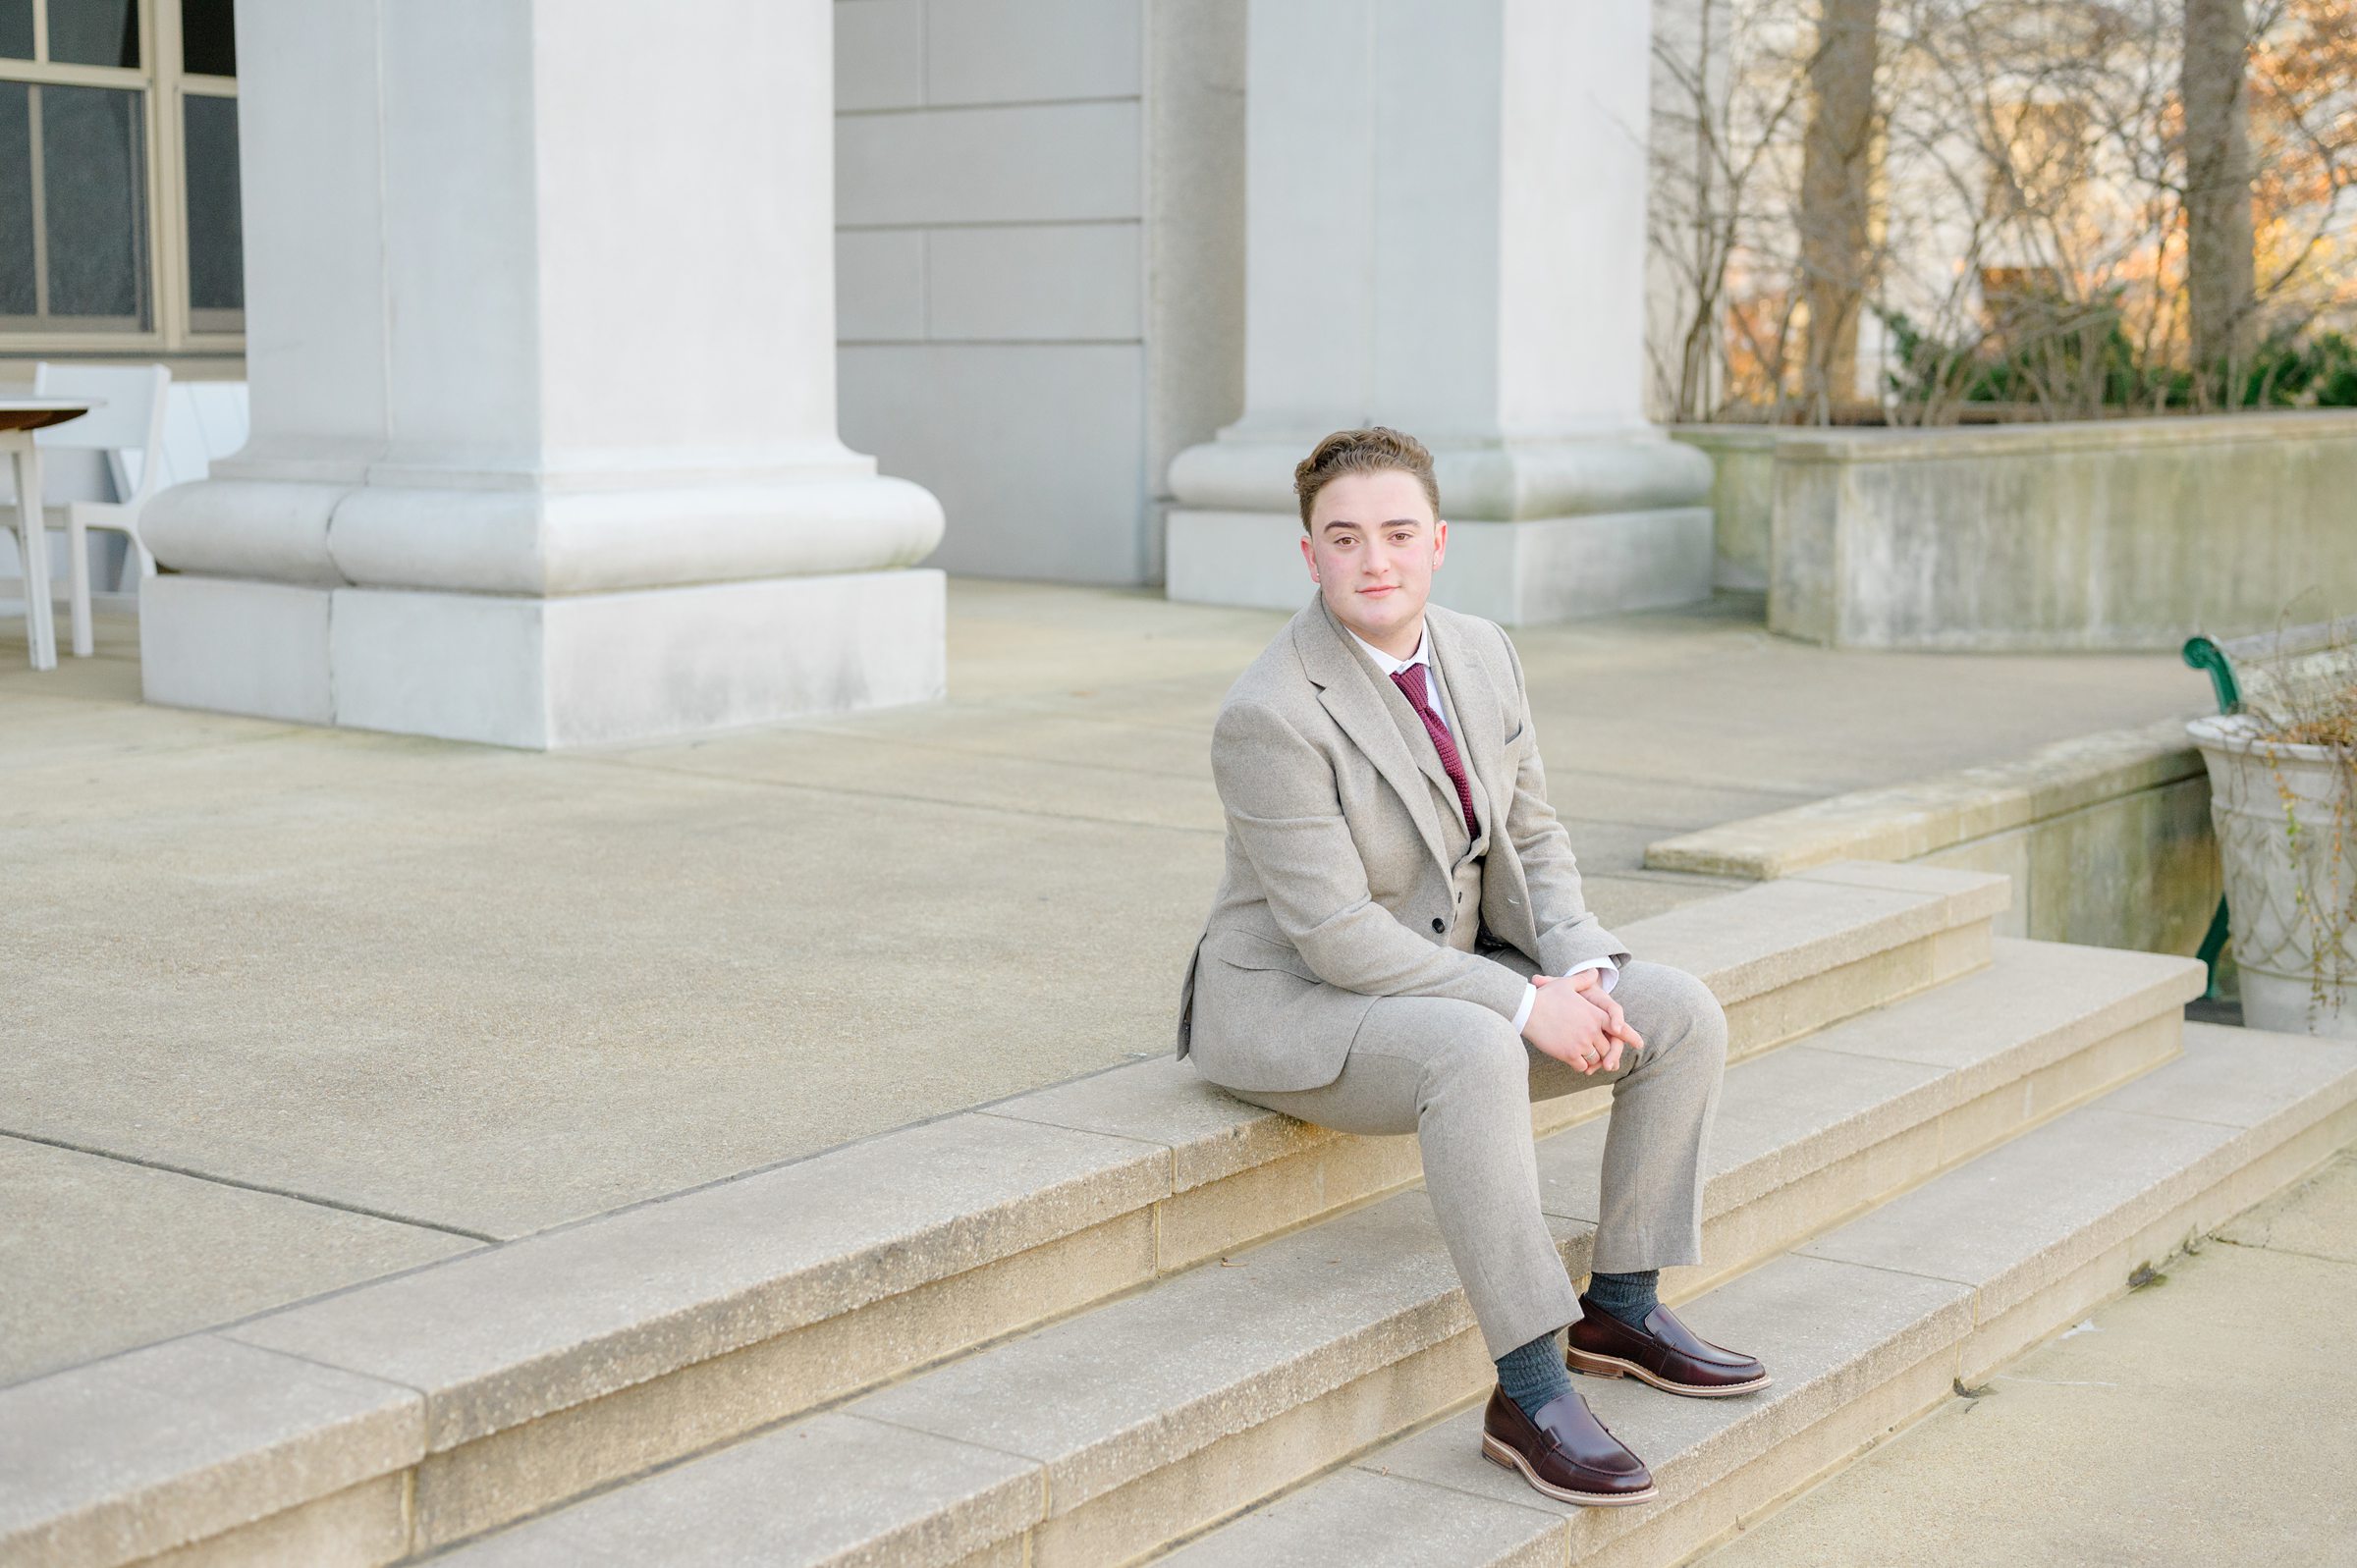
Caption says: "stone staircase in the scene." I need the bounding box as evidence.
[1147,1014,2356,1568]
[6,861,2352,1568]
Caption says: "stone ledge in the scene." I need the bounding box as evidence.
[0,865,2003,1568]
[410,1408,1046,1568]
[1537,938,2206,1232]
[1797,1024,2357,1324]
[1618,863,2007,1006]
[1643,718,2204,882]
[1157,1022,2357,1568]
[1769,406,2357,464]
[0,1336,423,1568]
[1785,857,2018,924]
[416,935,2201,1568]
[1151,1464,1562,1568]
[221,1108,1175,1455]
[1302,1251,1975,1568]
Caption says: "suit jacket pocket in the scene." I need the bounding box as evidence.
[1202,926,1324,983]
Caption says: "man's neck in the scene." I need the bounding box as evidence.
[1343,612,1426,665]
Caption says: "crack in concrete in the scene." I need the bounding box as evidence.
[0,1126,498,1242]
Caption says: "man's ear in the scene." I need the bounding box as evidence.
[1299,534,1317,580]
[1431,517,1448,570]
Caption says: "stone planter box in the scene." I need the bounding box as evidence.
[2188,713,2357,1036]
[1646,715,2224,969]
[1667,425,1776,591]
[1674,409,2357,651]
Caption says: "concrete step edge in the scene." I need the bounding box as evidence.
[395,940,2198,1568]
[0,862,2018,1568]
[1143,1022,2357,1568]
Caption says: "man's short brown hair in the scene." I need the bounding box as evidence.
[1292,426,1441,533]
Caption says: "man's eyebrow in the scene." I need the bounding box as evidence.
[1321,517,1425,533]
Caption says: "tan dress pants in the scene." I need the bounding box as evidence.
[1218,945,1728,1361]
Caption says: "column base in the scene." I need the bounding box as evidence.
[1165,509,1714,625]
[139,568,946,748]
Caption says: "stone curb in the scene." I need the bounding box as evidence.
[417,934,2197,1568]
[0,862,2007,1568]
[1643,719,2205,882]
[1153,1021,2357,1568]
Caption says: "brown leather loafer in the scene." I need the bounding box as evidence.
[1477,1383,1657,1506]
[1565,1295,1772,1397]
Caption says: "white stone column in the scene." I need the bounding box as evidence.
[1164,0,1714,623]
[140,0,945,748]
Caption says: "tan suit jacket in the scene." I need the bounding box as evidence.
[1175,589,1630,1093]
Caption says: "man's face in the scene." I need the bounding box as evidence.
[1300,467,1449,654]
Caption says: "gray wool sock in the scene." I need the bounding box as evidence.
[1495,1327,1575,1422]
[1585,1268,1661,1328]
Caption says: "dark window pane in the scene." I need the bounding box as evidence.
[0,82,30,314]
[0,0,32,61]
[183,93,239,313]
[41,83,145,322]
[181,0,232,76]
[45,0,137,69]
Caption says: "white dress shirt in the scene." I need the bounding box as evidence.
[1343,619,1619,1036]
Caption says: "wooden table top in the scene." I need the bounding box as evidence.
[0,397,100,434]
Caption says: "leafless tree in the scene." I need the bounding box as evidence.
[1646,0,2357,424]
[1646,0,1817,421]
[1797,0,1884,414]
[2183,0,2260,401]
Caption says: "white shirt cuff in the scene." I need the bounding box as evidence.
[1511,981,1538,1036]
[1562,956,1617,993]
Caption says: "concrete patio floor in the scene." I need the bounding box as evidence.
[1702,1148,2357,1568]
[1,579,2210,1385]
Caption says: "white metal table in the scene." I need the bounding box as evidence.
[1,397,102,671]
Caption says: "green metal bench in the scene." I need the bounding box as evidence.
[2181,615,2357,998]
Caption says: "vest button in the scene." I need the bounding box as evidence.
[1431,916,1445,933]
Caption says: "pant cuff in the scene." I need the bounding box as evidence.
[1476,1274,1583,1363]
[1589,1230,1703,1277]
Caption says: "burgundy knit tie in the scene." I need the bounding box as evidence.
[1390,666,1479,839]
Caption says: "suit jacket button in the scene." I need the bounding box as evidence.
[1431,916,1446,933]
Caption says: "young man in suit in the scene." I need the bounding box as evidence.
[1174,427,1769,1508]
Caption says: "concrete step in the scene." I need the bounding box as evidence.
[1146,1020,2357,1568]
[0,860,2006,1568]
[387,935,2196,1568]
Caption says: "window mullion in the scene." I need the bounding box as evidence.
[27,81,44,317]
[3,0,241,356]
[149,0,183,348]
[0,63,152,90]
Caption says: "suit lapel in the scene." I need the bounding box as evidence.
[1293,594,1452,876]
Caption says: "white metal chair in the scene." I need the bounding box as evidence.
[126,379,249,503]
[32,361,171,658]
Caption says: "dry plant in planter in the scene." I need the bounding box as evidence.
[2188,637,2357,1036]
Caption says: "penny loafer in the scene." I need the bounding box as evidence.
[1565,1294,1772,1397]
[1477,1383,1658,1506]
